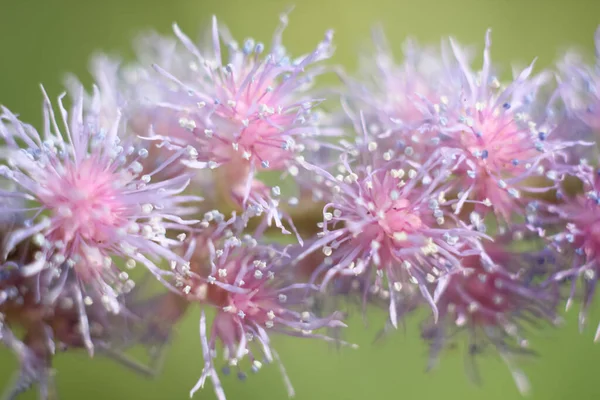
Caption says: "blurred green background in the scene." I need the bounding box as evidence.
[1,0,600,399]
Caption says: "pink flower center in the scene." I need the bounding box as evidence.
[360,174,425,242]
[228,293,277,323]
[443,257,514,325]
[209,71,296,170]
[582,217,600,261]
[378,198,423,238]
[460,110,536,172]
[40,158,126,246]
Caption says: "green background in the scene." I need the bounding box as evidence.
[1,0,600,399]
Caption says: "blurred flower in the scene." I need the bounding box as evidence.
[542,161,600,340]
[0,207,54,399]
[421,240,559,395]
[294,245,421,345]
[65,54,190,181]
[557,27,600,133]
[1,270,169,400]
[340,27,462,162]
[0,86,201,355]
[0,206,159,400]
[65,55,124,127]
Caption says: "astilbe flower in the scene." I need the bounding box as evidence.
[297,113,486,328]
[421,238,560,395]
[125,13,336,239]
[171,230,349,400]
[0,86,201,356]
[418,30,575,221]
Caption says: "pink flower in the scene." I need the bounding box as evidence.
[65,54,189,181]
[421,240,559,395]
[425,30,567,221]
[297,114,486,327]
[0,86,201,354]
[176,237,349,400]
[557,26,600,133]
[127,13,335,237]
[340,27,456,162]
[0,207,155,399]
[543,161,600,341]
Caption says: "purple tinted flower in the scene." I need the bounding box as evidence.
[65,55,190,182]
[0,86,201,354]
[175,237,349,400]
[557,27,600,133]
[1,272,165,400]
[297,114,486,327]
[0,208,156,399]
[126,13,335,237]
[542,161,600,340]
[152,14,333,170]
[295,247,421,341]
[421,240,559,395]
[425,30,568,220]
[341,28,456,161]
[1,208,57,399]
[65,55,124,126]
[1,324,56,400]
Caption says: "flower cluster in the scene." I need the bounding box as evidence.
[2,10,600,400]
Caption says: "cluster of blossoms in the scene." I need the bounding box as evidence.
[2,10,600,399]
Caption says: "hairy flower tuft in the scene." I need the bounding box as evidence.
[126,13,336,238]
[422,30,573,220]
[0,86,201,355]
[540,161,600,340]
[557,27,600,134]
[298,113,487,327]
[175,236,349,400]
[421,240,559,395]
